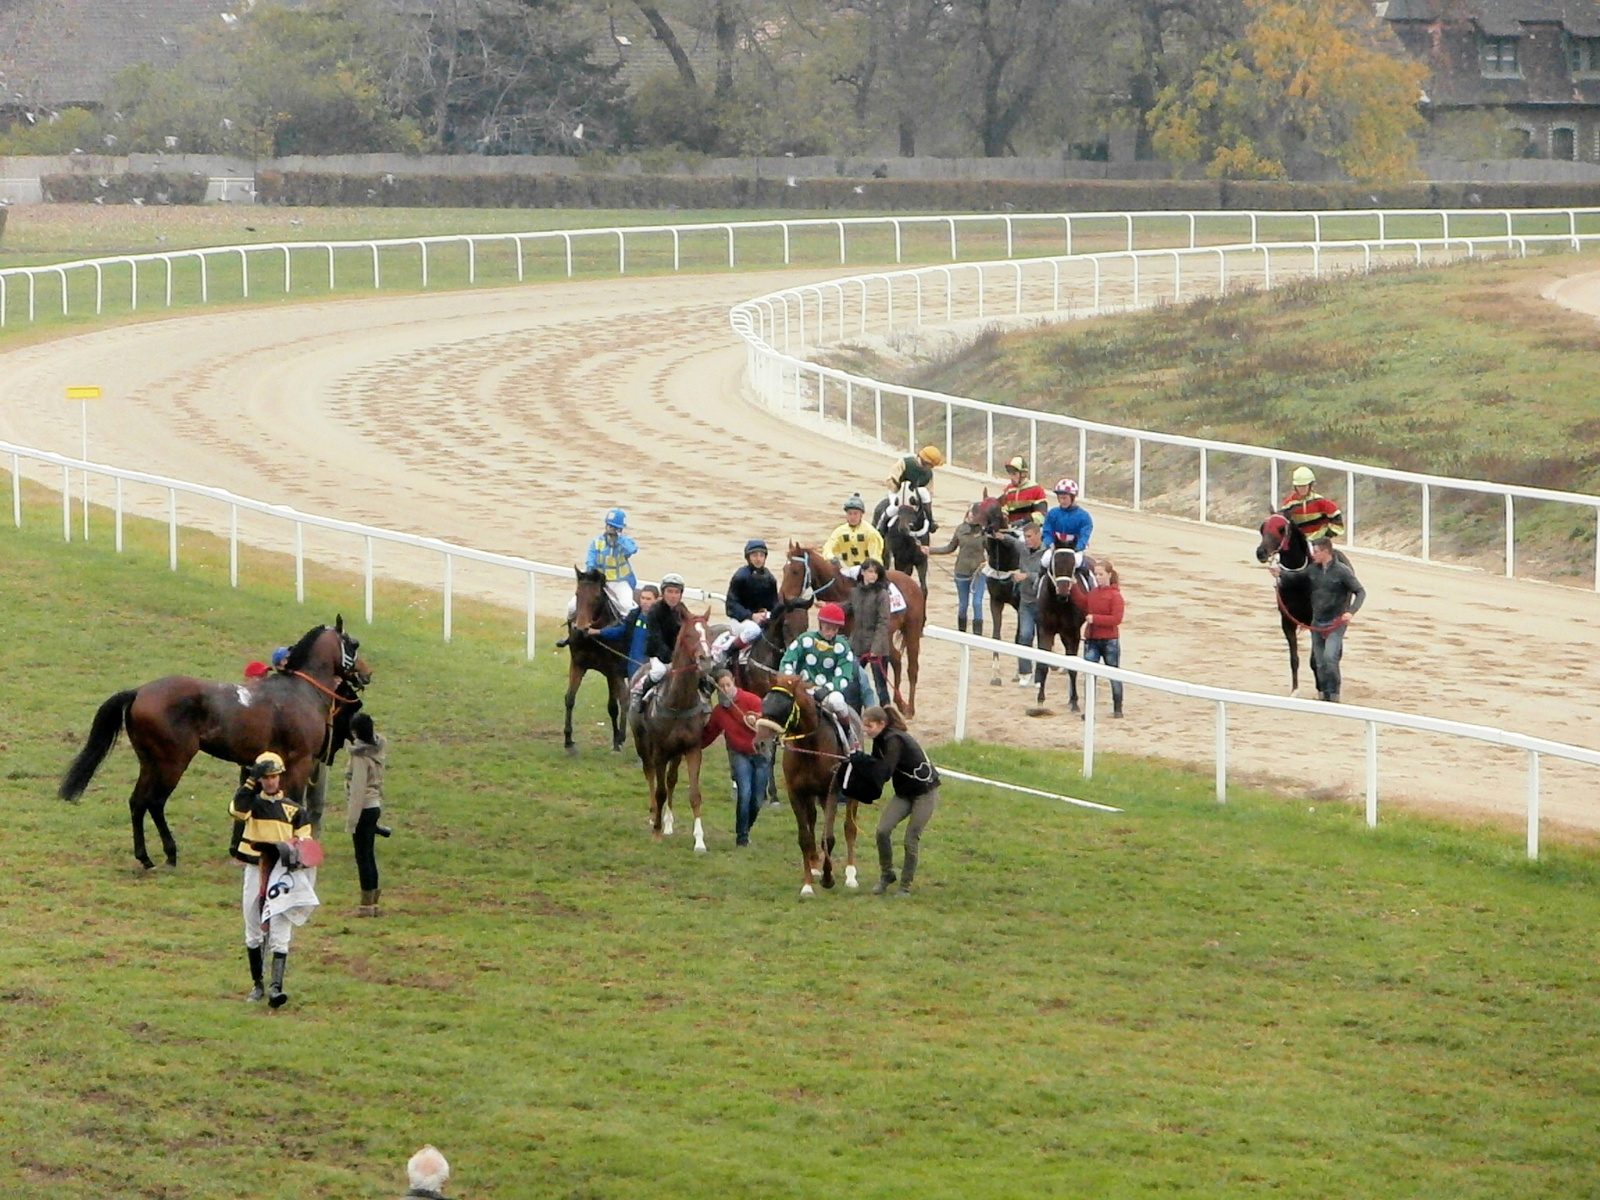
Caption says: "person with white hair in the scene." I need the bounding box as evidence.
[403,1145,452,1199]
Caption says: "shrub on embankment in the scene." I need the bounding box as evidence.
[39,171,209,205]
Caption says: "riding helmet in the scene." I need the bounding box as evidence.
[1053,478,1079,496]
[744,538,768,558]
[918,445,946,467]
[660,572,687,590]
[816,602,848,627]
[605,507,628,529]
[270,646,290,669]
[1291,466,1316,487]
[253,751,286,776]
[1005,455,1027,473]
[843,494,866,512]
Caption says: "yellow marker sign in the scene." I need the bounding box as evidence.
[66,386,102,400]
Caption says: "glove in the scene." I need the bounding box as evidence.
[274,841,303,869]
[375,824,393,838]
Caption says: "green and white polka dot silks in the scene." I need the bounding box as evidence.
[780,632,858,695]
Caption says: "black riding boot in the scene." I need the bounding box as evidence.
[268,951,289,1009]
[556,620,572,649]
[972,617,984,638]
[957,613,968,633]
[246,946,264,1002]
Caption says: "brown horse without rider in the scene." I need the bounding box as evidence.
[58,619,370,870]
[755,675,859,897]
[628,609,715,850]
[778,544,924,717]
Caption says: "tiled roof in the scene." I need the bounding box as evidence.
[0,0,271,108]
[1386,0,1600,36]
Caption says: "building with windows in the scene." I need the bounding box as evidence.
[1384,0,1600,160]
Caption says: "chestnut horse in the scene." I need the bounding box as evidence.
[1032,547,1088,710]
[755,675,858,897]
[59,619,370,869]
[628,609,715,850]
[1255,514,1351,696]
[564,567,632,753]
[778,544,923,717]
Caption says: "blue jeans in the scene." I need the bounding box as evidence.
[1082,638,1122,709]
[1015,602,1038,675]
[1310,626,1346,699]
[729,749,772,844]
[954,573,987,625]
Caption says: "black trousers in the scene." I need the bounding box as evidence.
[352,806,381,891]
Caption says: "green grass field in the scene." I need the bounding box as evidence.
[5,476,1600,1198]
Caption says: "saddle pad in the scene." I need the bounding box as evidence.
[888,583,907,614]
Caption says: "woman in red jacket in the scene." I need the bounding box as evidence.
[701,668,769,846]
[1072,559,1126,717]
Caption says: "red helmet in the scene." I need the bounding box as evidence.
[1053,478,1079,496]
[816,602,847,627]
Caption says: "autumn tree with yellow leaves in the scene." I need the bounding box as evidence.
[1148,0,1428,182]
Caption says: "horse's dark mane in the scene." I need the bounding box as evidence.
[575,566,607,585]
[283,625,327,672]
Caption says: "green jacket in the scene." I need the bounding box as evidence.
[779,630,858,695]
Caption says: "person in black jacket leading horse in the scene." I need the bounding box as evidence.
[862,705,941,897]
[725,539,779,625]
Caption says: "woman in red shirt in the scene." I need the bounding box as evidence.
[1071,559,1126,717]
[701,668,770,846]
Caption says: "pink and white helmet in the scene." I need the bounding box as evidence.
[1053,478,1079,497]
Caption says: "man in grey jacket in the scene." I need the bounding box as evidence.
[1308,538,1366,703]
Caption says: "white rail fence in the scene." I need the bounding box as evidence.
[731,225,1600,589]
[5,438,1594,860]
[3,206,1597,327]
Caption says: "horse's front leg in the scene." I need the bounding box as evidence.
[820,792,839,889]
[1284,619,1303,697]
[663,757,679,837]
[643,756,663,838]
[843,800,860,889]
[607,673,628,752]
[686,746,707,853]
[793,794,819,898]
[564,662,582,754]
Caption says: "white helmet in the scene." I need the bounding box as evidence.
[660,572,686,590]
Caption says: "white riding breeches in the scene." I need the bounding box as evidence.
[648,658,669,682]
[567,580,635,619]
[822,690,851,718]
[242,864,293,954]
[711,621,762,658]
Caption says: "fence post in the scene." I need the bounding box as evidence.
[907,392,916,450]
[1082,660,1096,779]
[1199,447,1208,523]
[11,453,18,528]
[526,572,537,661]
[230,505,238,587]
[1346,469,1356,546]
[1215,700,1226,803]
[846,380,854,434]
[945,401,954,465]
[1029,420,1037,480]
[1133,438,1143,511]
[986,410,994,478]
[62,466,71,541]
[1505,493,1515,578]
[1365,722,1379,828]
[955,642,971,740]
[1270,458,1279,510]
[875,388,883,444]
[114,476,122,551]
[444,553,453,643]
[168,488,178,569]
[364,536,374,625]
[1422,483,1431,562]
[1527,749,1541,860]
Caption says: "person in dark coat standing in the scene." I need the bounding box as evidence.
[863,705,941,898]
[595,583,659,676]
[725,539,779,625]
[1307,537,1366,703]
[845,558,893,708]
[930,504,987,636]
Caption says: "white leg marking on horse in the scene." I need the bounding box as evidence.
[663,807,675,836]
[845,864,858,889]
[800,883,814,897]
[811,866,823,877]
[693,817,706,853]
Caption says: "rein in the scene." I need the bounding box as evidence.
[1273,588,1347,635]
[292,671,361,706]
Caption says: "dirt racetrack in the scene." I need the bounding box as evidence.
[4,266,1600,834]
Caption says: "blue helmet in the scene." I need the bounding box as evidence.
[604,507,627,530]
[744,538,768,558]
[270,646,290,669]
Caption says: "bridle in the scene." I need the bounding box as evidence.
[788,551,838,601]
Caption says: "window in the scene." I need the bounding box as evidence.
[1568,36,1600,75]
[1482,37,1520,76]
[1553,126,1577,160]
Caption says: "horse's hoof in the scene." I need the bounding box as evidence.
[800,884,814,897]
[564,744,578,757]
[845,865,859,889]
[137,858,156,872]
[989,678,1002,688]
[694,842,707,854]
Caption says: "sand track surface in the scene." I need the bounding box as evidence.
[4,267,1600,833]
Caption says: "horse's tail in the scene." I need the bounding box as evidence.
[59,689,137,802]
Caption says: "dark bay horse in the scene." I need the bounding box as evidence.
[1033,547,1088,710]
[564,567,632,753]
[872,493,932,593]
[778,544,924,717]
[974,495,1027,685]
[59,619,370,869]
[755,675,858,897]
[1256,514,1351,696]
[629,609,715,849]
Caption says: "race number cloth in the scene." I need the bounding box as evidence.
[887,583,907,615]
[263,861,321,925]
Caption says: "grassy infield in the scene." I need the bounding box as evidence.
[3,207,1600,1197]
